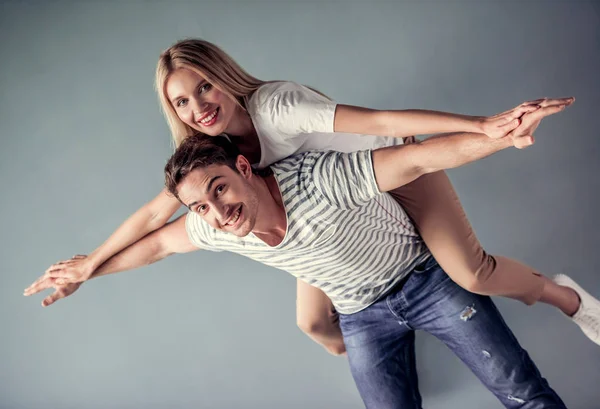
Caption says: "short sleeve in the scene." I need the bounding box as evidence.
[184,212,223,252]
[311,150,382,210]
[258,82,337,135]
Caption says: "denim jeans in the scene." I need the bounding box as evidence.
[339,256,566,409]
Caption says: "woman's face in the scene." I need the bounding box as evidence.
[165,68,240,136]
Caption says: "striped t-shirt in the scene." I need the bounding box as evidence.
[185,150,430,314]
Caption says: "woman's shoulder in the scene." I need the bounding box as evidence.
[249,81,309,111]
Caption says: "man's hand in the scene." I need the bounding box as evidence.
[23,275,82,307]
[505,98,574,149]
[482,97,575,140]
[24,254,89,307]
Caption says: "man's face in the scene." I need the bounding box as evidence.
[177,158,259,237]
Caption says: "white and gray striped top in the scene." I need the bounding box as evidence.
[185,150,430,314]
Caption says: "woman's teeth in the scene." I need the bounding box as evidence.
[200,110,217,124]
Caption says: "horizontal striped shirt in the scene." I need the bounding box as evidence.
[185,150,430,314]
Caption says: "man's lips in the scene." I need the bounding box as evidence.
[223,205,242,227]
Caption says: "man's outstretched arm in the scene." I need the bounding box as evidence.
[90,215,198,279]
[24,215,199,305]
[372,102,568,192]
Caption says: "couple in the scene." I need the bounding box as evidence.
[25,39,599,407]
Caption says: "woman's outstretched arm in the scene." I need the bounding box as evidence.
[39,188,182,284]
[333,97,574,139]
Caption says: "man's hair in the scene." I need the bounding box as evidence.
[164,133,241,200]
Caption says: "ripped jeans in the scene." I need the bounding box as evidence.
[339,256,566,409]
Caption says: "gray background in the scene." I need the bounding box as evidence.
[1,1,599,408]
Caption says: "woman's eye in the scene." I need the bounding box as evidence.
[177,98,188,108]
[199,84,212,94]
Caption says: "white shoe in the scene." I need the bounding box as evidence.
[553,274,600,346]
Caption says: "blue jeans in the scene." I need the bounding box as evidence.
[339,256,566,409]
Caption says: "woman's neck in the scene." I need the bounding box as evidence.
[226,106,261,164]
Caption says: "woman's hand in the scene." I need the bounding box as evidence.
[42,254,94,285]
[482,97,575,139]
[23,275,83,307]
[506,98,575,149]
[23,255,93,302]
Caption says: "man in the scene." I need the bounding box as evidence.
[25,105,598,407]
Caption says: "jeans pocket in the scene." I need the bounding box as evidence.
[412,255,437,274]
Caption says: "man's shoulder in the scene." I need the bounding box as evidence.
[271,150,346,180]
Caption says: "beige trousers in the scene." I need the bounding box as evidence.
[389,137,545,305]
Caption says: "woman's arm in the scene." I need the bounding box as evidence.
[296,279,346,356]
[371,102,568,193]
[43,188,182,283]
[333,97,573,139]
[24,215,198,305]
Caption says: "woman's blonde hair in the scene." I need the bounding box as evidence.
[156,39,266,147]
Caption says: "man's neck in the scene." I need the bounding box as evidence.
[251,174,287,247]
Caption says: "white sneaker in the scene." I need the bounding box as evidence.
[553,274,600,346]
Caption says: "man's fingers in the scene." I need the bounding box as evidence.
[42,290,64,307]
[541,97,575,107]
[532,104,567,119]
[513,135,535,149]
[520,104,566,126]
[520,97,574,109]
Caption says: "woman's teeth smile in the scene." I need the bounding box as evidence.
[199,108,219,126]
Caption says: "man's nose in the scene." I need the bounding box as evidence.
[214,204,231,224]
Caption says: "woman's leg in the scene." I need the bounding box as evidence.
[389,136,574,311]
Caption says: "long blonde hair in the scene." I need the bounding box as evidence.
[156,39,266,147]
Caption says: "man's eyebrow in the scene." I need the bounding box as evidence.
[186,175,223,209]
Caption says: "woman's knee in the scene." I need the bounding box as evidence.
[444,253,498,295]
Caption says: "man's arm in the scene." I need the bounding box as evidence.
[90,215,198,279]
[372,103,567,192]
[24,215,199,302]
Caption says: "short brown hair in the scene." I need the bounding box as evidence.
[164,133,241,200]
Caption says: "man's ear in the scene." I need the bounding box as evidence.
[235,155,253,179]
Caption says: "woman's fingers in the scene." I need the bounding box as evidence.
[24,277,55,296]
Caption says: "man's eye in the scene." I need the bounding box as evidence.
[197,205,207,213]
[177,98,188,108]
[216,185,225,194]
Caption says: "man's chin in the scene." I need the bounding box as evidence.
[229,225,252,238]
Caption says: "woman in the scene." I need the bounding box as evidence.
[27,39,597,349]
